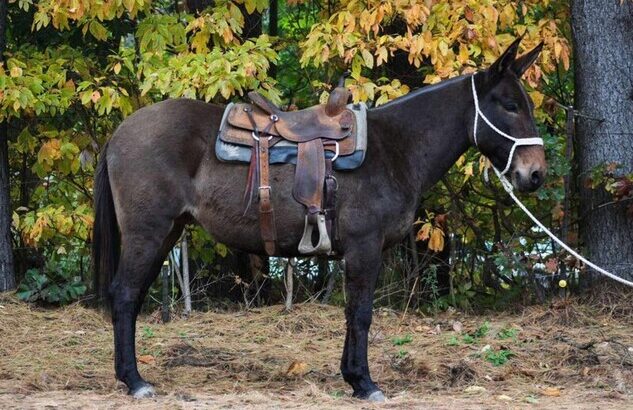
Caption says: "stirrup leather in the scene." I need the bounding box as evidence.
[298,214,331,255]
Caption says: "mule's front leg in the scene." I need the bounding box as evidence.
[340,242,385,401]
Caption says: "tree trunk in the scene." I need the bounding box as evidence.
[0,0,15,292]
[572,0,633,283]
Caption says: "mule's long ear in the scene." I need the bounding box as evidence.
[488,36,523,77]
[511,42,544,77]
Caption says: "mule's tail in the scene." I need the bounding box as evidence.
[92,145,120,308]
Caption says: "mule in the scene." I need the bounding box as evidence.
[93,37,546,400]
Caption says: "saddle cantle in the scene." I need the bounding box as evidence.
[217,79,364,256]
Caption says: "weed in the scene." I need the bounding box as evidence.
[474,321,490,338]
[462,334,476,344]
[484,349,514,366]
[392,334,413,346]
[447,336,460,346]
[142,326,155,339]
[497,327,519,340]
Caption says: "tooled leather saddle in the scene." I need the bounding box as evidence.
[217,76,357,256]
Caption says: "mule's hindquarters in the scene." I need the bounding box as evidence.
[92,99,214,396]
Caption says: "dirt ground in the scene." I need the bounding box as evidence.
[1,293,633,409]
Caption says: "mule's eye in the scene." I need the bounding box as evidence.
[503,102,519,112]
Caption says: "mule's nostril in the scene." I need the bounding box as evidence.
[531,170,542,187]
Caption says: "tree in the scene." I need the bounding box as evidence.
[572,0,633,282]
[0,0,15,292]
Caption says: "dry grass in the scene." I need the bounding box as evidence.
[1,292,633,408]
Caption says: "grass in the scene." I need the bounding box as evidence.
[1,291,633,406]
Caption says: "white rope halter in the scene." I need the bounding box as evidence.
[471,75,543,175]
[470,74,633,288]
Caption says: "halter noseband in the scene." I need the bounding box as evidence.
[471,75,543,175]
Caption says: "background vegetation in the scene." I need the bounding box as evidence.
[0,0,630,312]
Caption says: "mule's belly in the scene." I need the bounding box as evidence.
[191,155,311,256]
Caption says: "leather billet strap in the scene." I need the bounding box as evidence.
[258,136,277,255]
[323,157,338,247]
[243,107,278,255]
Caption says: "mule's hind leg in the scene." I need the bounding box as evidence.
[110,219,184,398]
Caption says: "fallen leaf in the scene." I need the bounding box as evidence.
[497,395,513,402]
[286,360,310,377]
[545,258,558,274]
[543,387,561,397]
[138,355,155,365]
[452,321,463,333]
[464,385,486,394]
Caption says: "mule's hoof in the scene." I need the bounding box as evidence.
[367,390,386,402]
[130,384,156,399]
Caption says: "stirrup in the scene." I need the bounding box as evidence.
[298,214,331,255]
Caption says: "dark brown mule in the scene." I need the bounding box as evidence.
[93,38,546,400]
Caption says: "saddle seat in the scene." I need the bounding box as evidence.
[220,82,355,256]
[240,92,355,143]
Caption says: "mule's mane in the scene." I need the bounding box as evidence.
[370,74,469,111]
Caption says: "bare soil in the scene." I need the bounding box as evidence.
[1,293,633,409]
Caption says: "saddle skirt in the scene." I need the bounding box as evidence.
[215,102,367,170]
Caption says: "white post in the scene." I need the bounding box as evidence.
[182,231,192,317]
[284,258,295,311]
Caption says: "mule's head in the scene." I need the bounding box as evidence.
[470,37,547,192]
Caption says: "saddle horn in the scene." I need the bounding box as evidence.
[325,71,351,117]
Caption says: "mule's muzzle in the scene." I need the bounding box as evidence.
[513,166,546,192]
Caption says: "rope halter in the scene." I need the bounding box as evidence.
[471,75,543,175]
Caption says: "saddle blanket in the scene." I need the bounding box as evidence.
[215,102,367,171]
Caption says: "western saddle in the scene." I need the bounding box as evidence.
[221,76,356,256]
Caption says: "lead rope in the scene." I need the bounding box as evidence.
[493,168,633,288]
[471,74,633,288]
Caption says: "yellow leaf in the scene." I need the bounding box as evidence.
[38,139,62,163]
[428,227,445,252]
[376,46,388,66]
[463,161,474,182]
[458,43,469,65]
[113,62,121,75]
[361,49,374,68]
[479,155,491,173]
[529,91,544,109]
[10,66,22,78]
[416,223,432,241]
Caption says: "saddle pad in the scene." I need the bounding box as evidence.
[215,102,367,171]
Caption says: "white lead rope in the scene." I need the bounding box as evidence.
[493,167,633,288]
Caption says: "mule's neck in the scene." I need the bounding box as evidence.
[368,75,474,196]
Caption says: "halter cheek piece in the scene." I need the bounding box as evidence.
[471,75,543,175]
